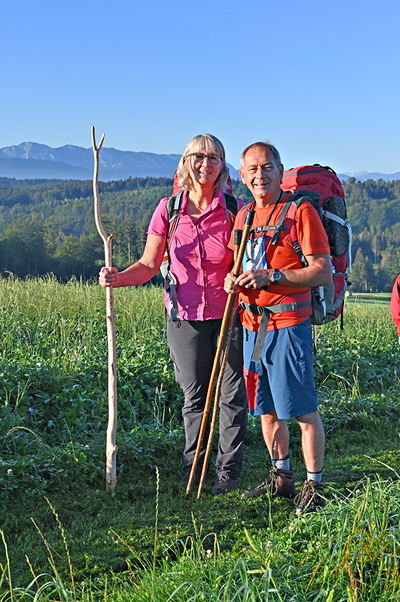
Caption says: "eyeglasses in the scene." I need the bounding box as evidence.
[186,153,222,165]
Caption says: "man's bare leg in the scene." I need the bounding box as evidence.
[260,411,290,459]
[295,411,325,473]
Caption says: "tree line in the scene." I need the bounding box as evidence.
[343,178,400,291]
[0,175,399,291]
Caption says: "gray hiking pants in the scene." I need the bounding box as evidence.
[167,315,247,478]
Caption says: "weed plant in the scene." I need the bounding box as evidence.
[1,276,400,600]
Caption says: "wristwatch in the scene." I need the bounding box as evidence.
[272,269,282,283]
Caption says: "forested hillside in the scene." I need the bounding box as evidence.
[0,176,399,291]
[343,178,400,291]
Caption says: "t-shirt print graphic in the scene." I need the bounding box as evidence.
[244,236,267,272]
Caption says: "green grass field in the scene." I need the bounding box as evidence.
[346,292,392,305]
[1,276,400,601]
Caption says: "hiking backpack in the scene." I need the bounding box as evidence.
[160,188,240,323]
[280,164,352,327]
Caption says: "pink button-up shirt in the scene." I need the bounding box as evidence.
[148,190,240,321]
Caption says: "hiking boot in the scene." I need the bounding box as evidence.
[212,475,240,496]
[241,467,296,499]
[295,480,325,515]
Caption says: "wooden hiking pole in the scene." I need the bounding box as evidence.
[186,205,255,499]
[92,126,118,490]
[195,229,243,499]
[196,317,233,499]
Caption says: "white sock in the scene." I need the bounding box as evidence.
[272,455,290,471]
[307,470,323,483]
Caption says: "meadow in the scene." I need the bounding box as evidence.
[1,276,400,601]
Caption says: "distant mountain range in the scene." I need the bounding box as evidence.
[0,142,182,181]
[0,142,240,181]
[0,142,398,182]
[339,170,400,181]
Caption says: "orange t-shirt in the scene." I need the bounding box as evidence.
[229,193,330,332]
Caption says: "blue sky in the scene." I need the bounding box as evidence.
[1,0,399,174]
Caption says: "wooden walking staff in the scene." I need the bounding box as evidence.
[186,204,255,499]
[195,229,244,499]
[92,126,118,490]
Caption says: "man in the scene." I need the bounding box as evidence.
[224,142,332,514]
[390,274,400,345]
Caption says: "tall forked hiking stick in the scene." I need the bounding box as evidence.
[92,126,118,490]
[186,205,255,499]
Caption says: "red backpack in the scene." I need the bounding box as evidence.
[281,164,352,327]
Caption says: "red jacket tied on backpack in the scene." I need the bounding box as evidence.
[390,274,400,340]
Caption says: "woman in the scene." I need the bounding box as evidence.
[99,134,247,495]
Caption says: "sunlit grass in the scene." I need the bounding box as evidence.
[1,276,400,600]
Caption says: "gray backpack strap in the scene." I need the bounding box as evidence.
[269,197,295,245]
[224,193,239,215]
[160,190,184,325]
[249,196,295,245]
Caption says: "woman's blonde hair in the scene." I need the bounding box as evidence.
[176,134,229,192]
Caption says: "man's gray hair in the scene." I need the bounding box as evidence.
[240,141,282,169]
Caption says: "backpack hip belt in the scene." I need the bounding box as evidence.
[240,299,311,363]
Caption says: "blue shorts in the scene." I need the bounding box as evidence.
[243,319,318,419]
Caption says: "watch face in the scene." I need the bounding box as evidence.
[273,270,281,281]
